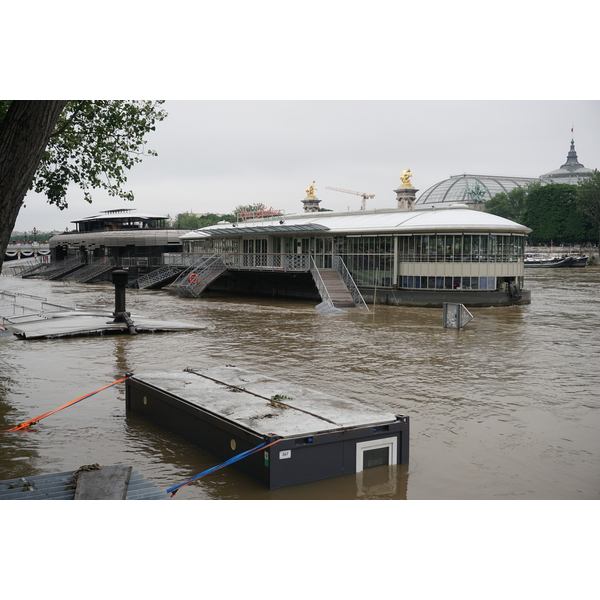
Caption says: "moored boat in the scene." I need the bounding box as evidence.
[524,255,574,268]
[569,255,588,267]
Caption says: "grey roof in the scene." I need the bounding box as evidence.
[181,204,531,239]
[132,366,401,439]
[49,229,190,248]
[559,139,587,171]
[540,139,594,182]
[181,223,330,238]
[71,208,170,223]
[0,466,170,500]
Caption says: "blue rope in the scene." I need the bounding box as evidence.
[167,439,279,496]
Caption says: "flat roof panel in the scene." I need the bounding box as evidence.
[182,206,531,239]
[131,366,399,438]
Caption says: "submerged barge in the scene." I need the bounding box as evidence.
[126,366,409,489]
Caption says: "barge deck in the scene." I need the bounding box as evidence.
[126,366,409,489]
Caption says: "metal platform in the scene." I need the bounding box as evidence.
[127,366,409,489]
[1,290,204,339]
[0,465,170,500]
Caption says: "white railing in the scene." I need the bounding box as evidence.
[172,255,227,298]
[308,257,334,309]
[222,253,311,271]
[332,256,369,311]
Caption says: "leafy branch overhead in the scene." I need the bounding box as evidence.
[29,100,168,209]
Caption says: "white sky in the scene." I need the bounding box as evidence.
[8,2,599,234]
[14,100,599,233]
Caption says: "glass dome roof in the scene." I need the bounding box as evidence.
[416,174,539,207]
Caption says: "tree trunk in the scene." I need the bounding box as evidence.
[0,101,68,272]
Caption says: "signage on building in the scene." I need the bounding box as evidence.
[237,203,283,221]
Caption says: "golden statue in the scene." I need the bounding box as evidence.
[400,169,413,187]
[306,181,317,198]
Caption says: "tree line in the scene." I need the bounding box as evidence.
[484,172,600,245]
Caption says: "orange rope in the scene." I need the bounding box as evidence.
[1,376,129,433]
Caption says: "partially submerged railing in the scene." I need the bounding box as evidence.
[128,265,182,289]
[0,291,75,325]
[63,257,117,283]
[39,256,86,280]
[8,257,49,277]
[171,254,226,298]
[309,257,335,311]
[333,256,369,311]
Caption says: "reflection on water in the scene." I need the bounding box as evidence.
[1,268,599,499]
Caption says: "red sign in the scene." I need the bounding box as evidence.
[238,203,282,221]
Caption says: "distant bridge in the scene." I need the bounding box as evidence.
[5,243,51,259]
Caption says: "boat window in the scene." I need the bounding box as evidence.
[356,437,398,473]
[363,447,389,469]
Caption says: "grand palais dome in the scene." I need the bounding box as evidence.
[416,174,538,207]
[415,138,594,208]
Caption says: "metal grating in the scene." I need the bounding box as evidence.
[0,466,170,500]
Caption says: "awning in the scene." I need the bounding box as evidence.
[185,223,331,238]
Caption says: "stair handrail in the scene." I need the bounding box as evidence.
[309,257,335,309]
[173,254,227,297]
[171,254,220,288]
[129,265,181,289]
[64,257,116,282]
[40,256,86,279]
[332,255,370,311]
[13,257,48,277]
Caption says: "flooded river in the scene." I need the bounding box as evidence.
[1,267,599,500]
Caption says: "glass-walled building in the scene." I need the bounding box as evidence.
[180,204,531,307]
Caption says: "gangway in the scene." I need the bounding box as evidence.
[62,257,117,283]
[38,256,86,280]
[171,254,227,298]
[128,265,183,290]
[13,258,50,278]
[309,257,369,311]
[333,256,369,311]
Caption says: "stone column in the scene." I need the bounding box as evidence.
[302,195,322,212]
[395,186,418,210]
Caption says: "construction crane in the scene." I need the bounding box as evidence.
[325,186,375,210]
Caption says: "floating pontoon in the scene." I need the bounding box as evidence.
[126,366,409,489]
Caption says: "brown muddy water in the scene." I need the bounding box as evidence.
[1,268,599,500]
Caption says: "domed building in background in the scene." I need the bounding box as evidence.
[539,138,594,185]
[416,173,537,209]
[416,137,594,210]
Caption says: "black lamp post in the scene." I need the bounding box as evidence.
[32,227,37,243]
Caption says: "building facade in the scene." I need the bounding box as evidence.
[48,208,189,278]
[180,203,531,307]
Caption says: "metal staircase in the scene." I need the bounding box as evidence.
[333,256,369,311]
[309,256,369,311]
[62,257,117,283]
[12,258,49,278]
[171,254,227,298]
[36,256,86,280]
[128,265,182,289]
[315,269,356,308]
